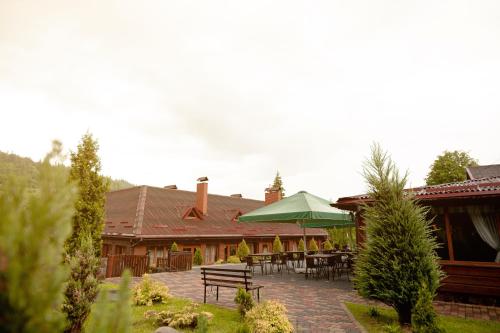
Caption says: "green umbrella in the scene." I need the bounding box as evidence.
[238,191,353,252]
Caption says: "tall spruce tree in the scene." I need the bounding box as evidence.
[63,133,109,333]
[0,142,76,333]
[354,144,442,325]
[272,171,285,197]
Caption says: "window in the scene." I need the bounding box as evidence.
[157,248,164,259]
[229,245,237,256]
[450,212,496,262]
[431,214,449,260]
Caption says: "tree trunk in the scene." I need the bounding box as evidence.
[395,304,412,325]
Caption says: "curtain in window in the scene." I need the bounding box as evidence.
[467,207,500,263]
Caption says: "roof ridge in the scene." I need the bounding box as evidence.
[133,186,148,235]
[136,185,264,202]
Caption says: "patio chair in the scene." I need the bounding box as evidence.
[269,253,280,273]
[245,256,263,275]
[286,252,295,269]
[297,252,305,268]
[337,255,353,281]
[279,254,291,275]
[305,256,319,280]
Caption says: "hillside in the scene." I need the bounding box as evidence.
[0,151,134,191]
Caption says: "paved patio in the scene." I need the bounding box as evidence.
[107,264,500,332]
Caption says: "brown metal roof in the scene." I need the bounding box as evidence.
[466,164,500,180]
[334,177,500,210]
[104,185,327,238]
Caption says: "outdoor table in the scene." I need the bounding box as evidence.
[248,253,273,274]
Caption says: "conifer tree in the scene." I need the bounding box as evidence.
[0,142,76,333]
[237,239,250,260]
[272,171,285,197]
[354,144,442,325]
[298,239,305,252]
[308,238,319,252]
[323,240,333,251]
[193,248,203,265]
[170,242,179,252]
[63,133,109,333]
[272,235,283,253]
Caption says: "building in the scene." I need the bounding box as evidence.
[334,175,500,300]
[102,178,327,265]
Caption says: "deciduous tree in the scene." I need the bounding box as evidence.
[425,150,478,185]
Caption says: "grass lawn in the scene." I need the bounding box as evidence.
[94,283,242,333]
[345,302,500,333]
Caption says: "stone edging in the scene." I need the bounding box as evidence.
[340,302,369,333]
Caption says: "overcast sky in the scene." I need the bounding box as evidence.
[1,0,499,201]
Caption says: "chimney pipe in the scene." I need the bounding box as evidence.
[196,177,208,215]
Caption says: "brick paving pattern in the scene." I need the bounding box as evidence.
[108,264,500,332]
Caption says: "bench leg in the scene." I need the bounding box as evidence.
[257,288,260,302]
[216,286,219,301]
[204,284,207,303]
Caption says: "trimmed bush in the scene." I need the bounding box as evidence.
[234,287,255,317]
[237,239,250,260]
[298,238,305,252]
[147,304,213,330]
[245,300,293,333]
[193,248,203,265]
[227,255,241,264]
[272,235,283,253]
[170,242,179,252]
[323,240,333,251]
[308,238,319,252]
[132,274,169,306]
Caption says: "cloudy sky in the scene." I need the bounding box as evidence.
[1,0,499,201]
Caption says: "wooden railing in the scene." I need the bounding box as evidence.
[439,260,500,297]
[105,254,148,278]
[156,251,192,272]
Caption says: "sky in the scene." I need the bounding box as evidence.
[1,0,499,201]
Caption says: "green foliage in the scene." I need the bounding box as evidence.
[327,226,356,249]
[195,312,210,333]
[133,274,170,306]
[170,242,179,252]
[215,259,224,264]
[66,133,109,258]
[63,234,101,333]
[193,248,203,265]
[323,239,333,251]
[308,238,319,252]
[354,144,443,325]
[272,235,283,253]
[237,239,250,260]
[236,323,251,333]
[146,304,212,329]
[245,300,293,333]
[383,323,404,333]
[227,256,241,264]
[86,270,132,333]
[0,142,76,333]
[412,283,444,333]
[272,171,285,197]
[298,238,305,252]
[234,287,255,317]
[368,306,380,318]
[425,150,478,185]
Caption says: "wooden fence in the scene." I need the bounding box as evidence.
[157,251,192,272]
[105,254,148,278]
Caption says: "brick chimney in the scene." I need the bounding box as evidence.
[196,177,208,215]
[265,187,282,205]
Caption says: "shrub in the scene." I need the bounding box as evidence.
[298,239,305,252]
[227,255,241,264]
[132,274,169,306]
[234,287,255,317]
[148,304,213,330]
[354,144,443,324]
[308,238,318,252]
[237,239,250,260]
[323,240,333,251]
[272,235,283,253]
[383,323,403,333]
[194,312,209,333]
[368,306,380,318]
[215,259,224,264]
[193,248,203,265]
[245,300,293,333]
[170,242,179,252]
[236,323,251,333]
[411,283,444,333]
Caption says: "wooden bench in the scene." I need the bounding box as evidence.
[201,267,263,303]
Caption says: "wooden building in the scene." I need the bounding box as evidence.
[334,173,500,301]
[102,178,327,266]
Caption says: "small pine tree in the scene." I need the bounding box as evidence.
[237,239,250,260]
[193,248,203,265]
[234,287,255,317]
[272,235,283,253]
[308,238,319,252]
[272,171,285,197]
[298,239,305,252]
[86,270,132,333]
[170,242,179,252]
[323,240,333,251]
[0,142,76,333]
[354,144,443,325]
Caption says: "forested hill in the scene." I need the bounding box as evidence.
[0,151,134,192]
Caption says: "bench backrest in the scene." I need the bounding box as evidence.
[201,267,253,287]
